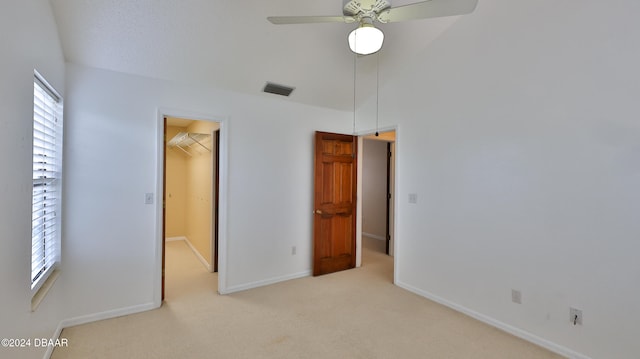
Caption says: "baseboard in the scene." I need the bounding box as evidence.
[166,236,212,272]
[220,270,311,295]
[58,302,158,329]
[44,323,65,359]
[183,237,213,272]
[165,236,186,242]
[44,302,157,359]
[363,232,385,241]
[395,281,591,359]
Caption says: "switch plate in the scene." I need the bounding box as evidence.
[408,193,418,204]
[145,193,154,204]
[291,246,297,255]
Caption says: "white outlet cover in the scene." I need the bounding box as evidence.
[511,289,522,304]
[570,307,583,325]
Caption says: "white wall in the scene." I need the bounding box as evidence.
[374,1,640,358]
[60,62,353,318]
[0,1,67,359]
[362,139,388,239]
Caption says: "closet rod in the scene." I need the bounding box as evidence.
[188,133,211,153]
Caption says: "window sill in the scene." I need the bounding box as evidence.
[31,269,60,312]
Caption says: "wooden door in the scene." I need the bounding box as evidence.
[313,131,357,276]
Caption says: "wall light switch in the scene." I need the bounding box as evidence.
[408,193,418,204]
[145,193,154,205]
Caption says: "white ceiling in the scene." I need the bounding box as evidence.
[50,0,462,110]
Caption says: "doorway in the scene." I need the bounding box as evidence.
[360,130,396,267]
[161,116,221,301]
[311,129,396,279]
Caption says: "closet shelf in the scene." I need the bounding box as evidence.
[167,132,211,156]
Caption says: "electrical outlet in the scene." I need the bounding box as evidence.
[511,289,522,304]
[570,307,582,325]
[408,193,418,204]
[291,246,297,255]
[145,193,154,204]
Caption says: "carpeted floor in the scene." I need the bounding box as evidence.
[51,240,563,359]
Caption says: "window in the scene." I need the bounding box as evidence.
[31,71,63,295]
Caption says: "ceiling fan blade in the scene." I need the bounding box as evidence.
[378,0,478,23]
[267,16,356,25]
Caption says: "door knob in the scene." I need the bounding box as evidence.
[315,209,323,214]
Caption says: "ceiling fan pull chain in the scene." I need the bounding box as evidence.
[375,51,380,137]
[353,32,357,135]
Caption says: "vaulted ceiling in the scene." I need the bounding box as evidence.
[50,0,463,110]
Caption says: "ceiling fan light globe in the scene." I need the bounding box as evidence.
[348,25,384,55]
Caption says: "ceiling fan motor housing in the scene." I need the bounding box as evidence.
[343,0,391,17]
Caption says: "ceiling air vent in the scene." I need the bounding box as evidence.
[263,82,295,97]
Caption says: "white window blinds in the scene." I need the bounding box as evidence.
[32,73,63,292]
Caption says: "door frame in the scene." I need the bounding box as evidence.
[385,141,392,255]
[154,108,229,307]
[213,129,220,273]
[355,126,399,283]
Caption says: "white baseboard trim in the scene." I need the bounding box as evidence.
[363,232,385,241]
[395,281,591,359]
[183,237,213,272]
[165,236,186,242]
[166,236,213,272]
[220,270,311,295]
[44,302,157,359]
[59,302,158,329]
[44,323,64,359]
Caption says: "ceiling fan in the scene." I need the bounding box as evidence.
[268,0,478,55]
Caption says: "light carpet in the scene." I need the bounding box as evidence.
[51,240,563,358]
